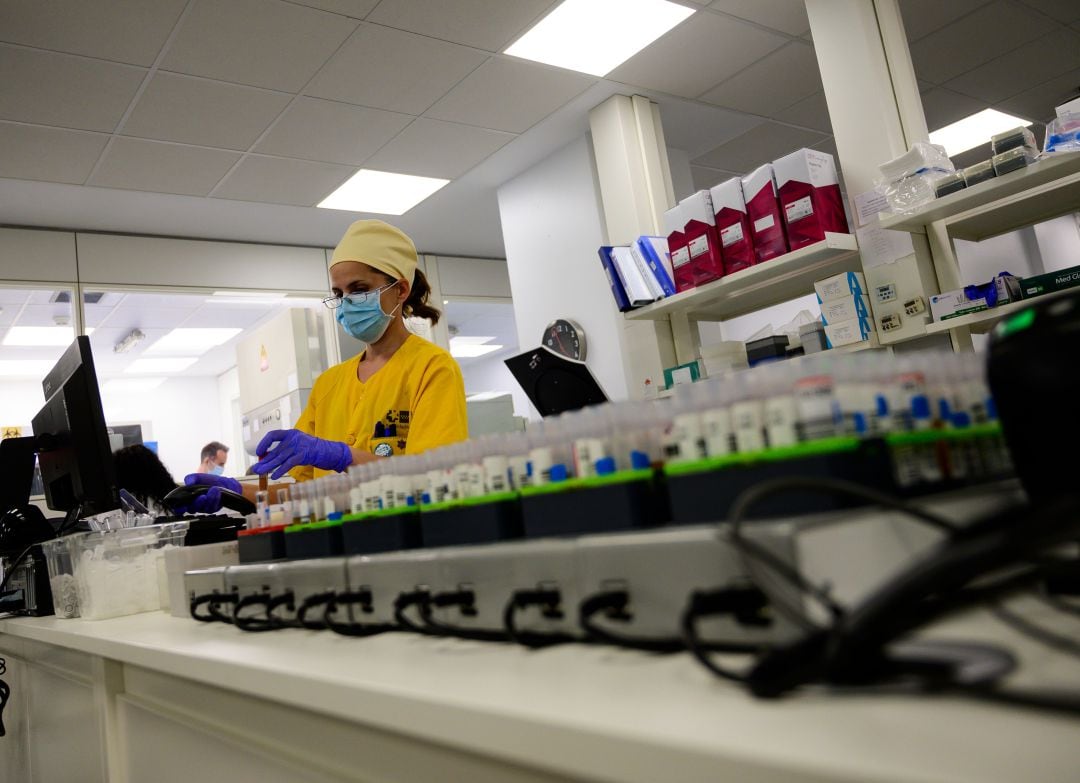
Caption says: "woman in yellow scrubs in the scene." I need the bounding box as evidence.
[183,220,468,509]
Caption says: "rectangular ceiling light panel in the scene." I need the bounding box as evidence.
[505,0,696,76]
[144,328,242,355]
[929,108,1032,156]
[318,169,449,215]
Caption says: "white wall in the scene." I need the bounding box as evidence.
[498,137,630,401]
[2,376,223,483]
[954,227,1041,285]
[217,366,245,471]
[667,148,695,203]
[698,294,822,346]
[1033,214,1080,273]
[461,354,536,420]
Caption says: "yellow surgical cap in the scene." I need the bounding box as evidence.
[329,219,418,283]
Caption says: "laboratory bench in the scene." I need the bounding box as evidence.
[1,596,1078,783]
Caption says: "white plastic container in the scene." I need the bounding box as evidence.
[162,540,239,616]
[69,522,188,620]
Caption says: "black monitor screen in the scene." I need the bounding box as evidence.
[31,336,119,515]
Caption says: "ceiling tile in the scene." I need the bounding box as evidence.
[425,58,594,133]
[812,137,839,161]
[367,0,556,52]
[287,0,380,18]
[909,1,1056,84]
[0,0,187,66]
[898,0,989,42]
[654,97,763,158]
[699,42,822,116]
[1018,0,1080,23]
[0,45,145,132]
[692,121,826,171]
[0,122,108,184]
[709,0,810,36]
[774,91,832,133]
[690,165,737,192]
[995,67,1080,122]
[364,118,515,178]
[307,24,488,115]
[610,13,787,98]
[88,137,241,197]
[122,73,292,150]
[944,28,1080,103]
[919,87,989,131]
[212,155,354,206]
[162,0,356,92]
[255,97,412,164]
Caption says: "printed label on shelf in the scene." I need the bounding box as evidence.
[784,196,814,223]
[720,223,744,247]
[753,214,775,233]
[688,235,710,258]
[671,246,691,267]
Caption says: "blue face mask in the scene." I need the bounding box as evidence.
[209,464,224,476]
[335,283,401,344]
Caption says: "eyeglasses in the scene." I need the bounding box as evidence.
[322,281,396,310]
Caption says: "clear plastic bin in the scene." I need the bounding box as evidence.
[69,522,189,620]
[41,537,80,618]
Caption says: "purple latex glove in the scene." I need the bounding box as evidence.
[252,429,352,480]
[182,473,243,514]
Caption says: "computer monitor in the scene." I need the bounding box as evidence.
[31,336,119,516]
[0,436,37,515]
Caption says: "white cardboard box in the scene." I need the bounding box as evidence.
[164,540,240,616]
[772,148,839,189]
[929,289,990,322]
[820,294,872,325]
[815,271,866,303]
[679,190,716,227]
[824,316,875,348]
[708,177,748,213]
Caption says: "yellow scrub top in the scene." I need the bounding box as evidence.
[290,335,468,481]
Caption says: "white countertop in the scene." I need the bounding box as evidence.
[3,600,1079,783]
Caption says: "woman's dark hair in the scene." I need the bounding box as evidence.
[383,268,442,325]
[113,444,177,508]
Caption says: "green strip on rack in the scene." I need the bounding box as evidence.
[518,468,653,497]
[886,423,1003,447]
[421,491,520,515]
[285,518,343,533]
[663,437,862,477]
[341,505,419,524]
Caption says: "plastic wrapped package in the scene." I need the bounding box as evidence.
[877,142,955,213]
[990,126,1036,156]
[41,537,80,618]
[1044,112,1080,154]
[962,161,996,187]
[934,172,967,198]
[992,146,1037,176]
[69,522,188,620]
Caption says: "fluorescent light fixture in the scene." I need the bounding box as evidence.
[103,377,167,393]
[505,0,695,76]
[125,357,198,374]
[929,108,1032,156]
[113,329,145,354]
[2,326,93,346]
[144,328,242,355]
[212,291,287,298]
[450,335,503,358]
[318,169,449,215]
[0,360,57,377]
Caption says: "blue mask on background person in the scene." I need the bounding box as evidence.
[335,284,401,344]
[209,464,224,476]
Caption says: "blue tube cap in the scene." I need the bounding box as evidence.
[549,463,568,483]
[630,450,651,471]
[595,456,616,476]
[912,394,932,421]
[327,511,343,521]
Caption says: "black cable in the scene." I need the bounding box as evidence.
[578,591,685,653]
[679,588,775,683]
[323,590,390,637]
[990,604,1080,661]
[207,593,238,624]
[0,677,8,738]
[420,590,509,642]
[233,593,275,632]
[296,591,335,631]
[190,592,229,623]
[503,589,575,649]
[393,589,433,635]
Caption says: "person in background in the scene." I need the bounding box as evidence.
[113,444,177,512]
[197,441,229,475]
[184,219,468,509]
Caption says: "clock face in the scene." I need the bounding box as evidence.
[542,318,586,361]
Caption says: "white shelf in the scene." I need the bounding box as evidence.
[879,152,1080,241]
[624,233,859,323]
[922,288,1073,336]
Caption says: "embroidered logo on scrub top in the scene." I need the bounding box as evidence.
[372,409,411,457]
